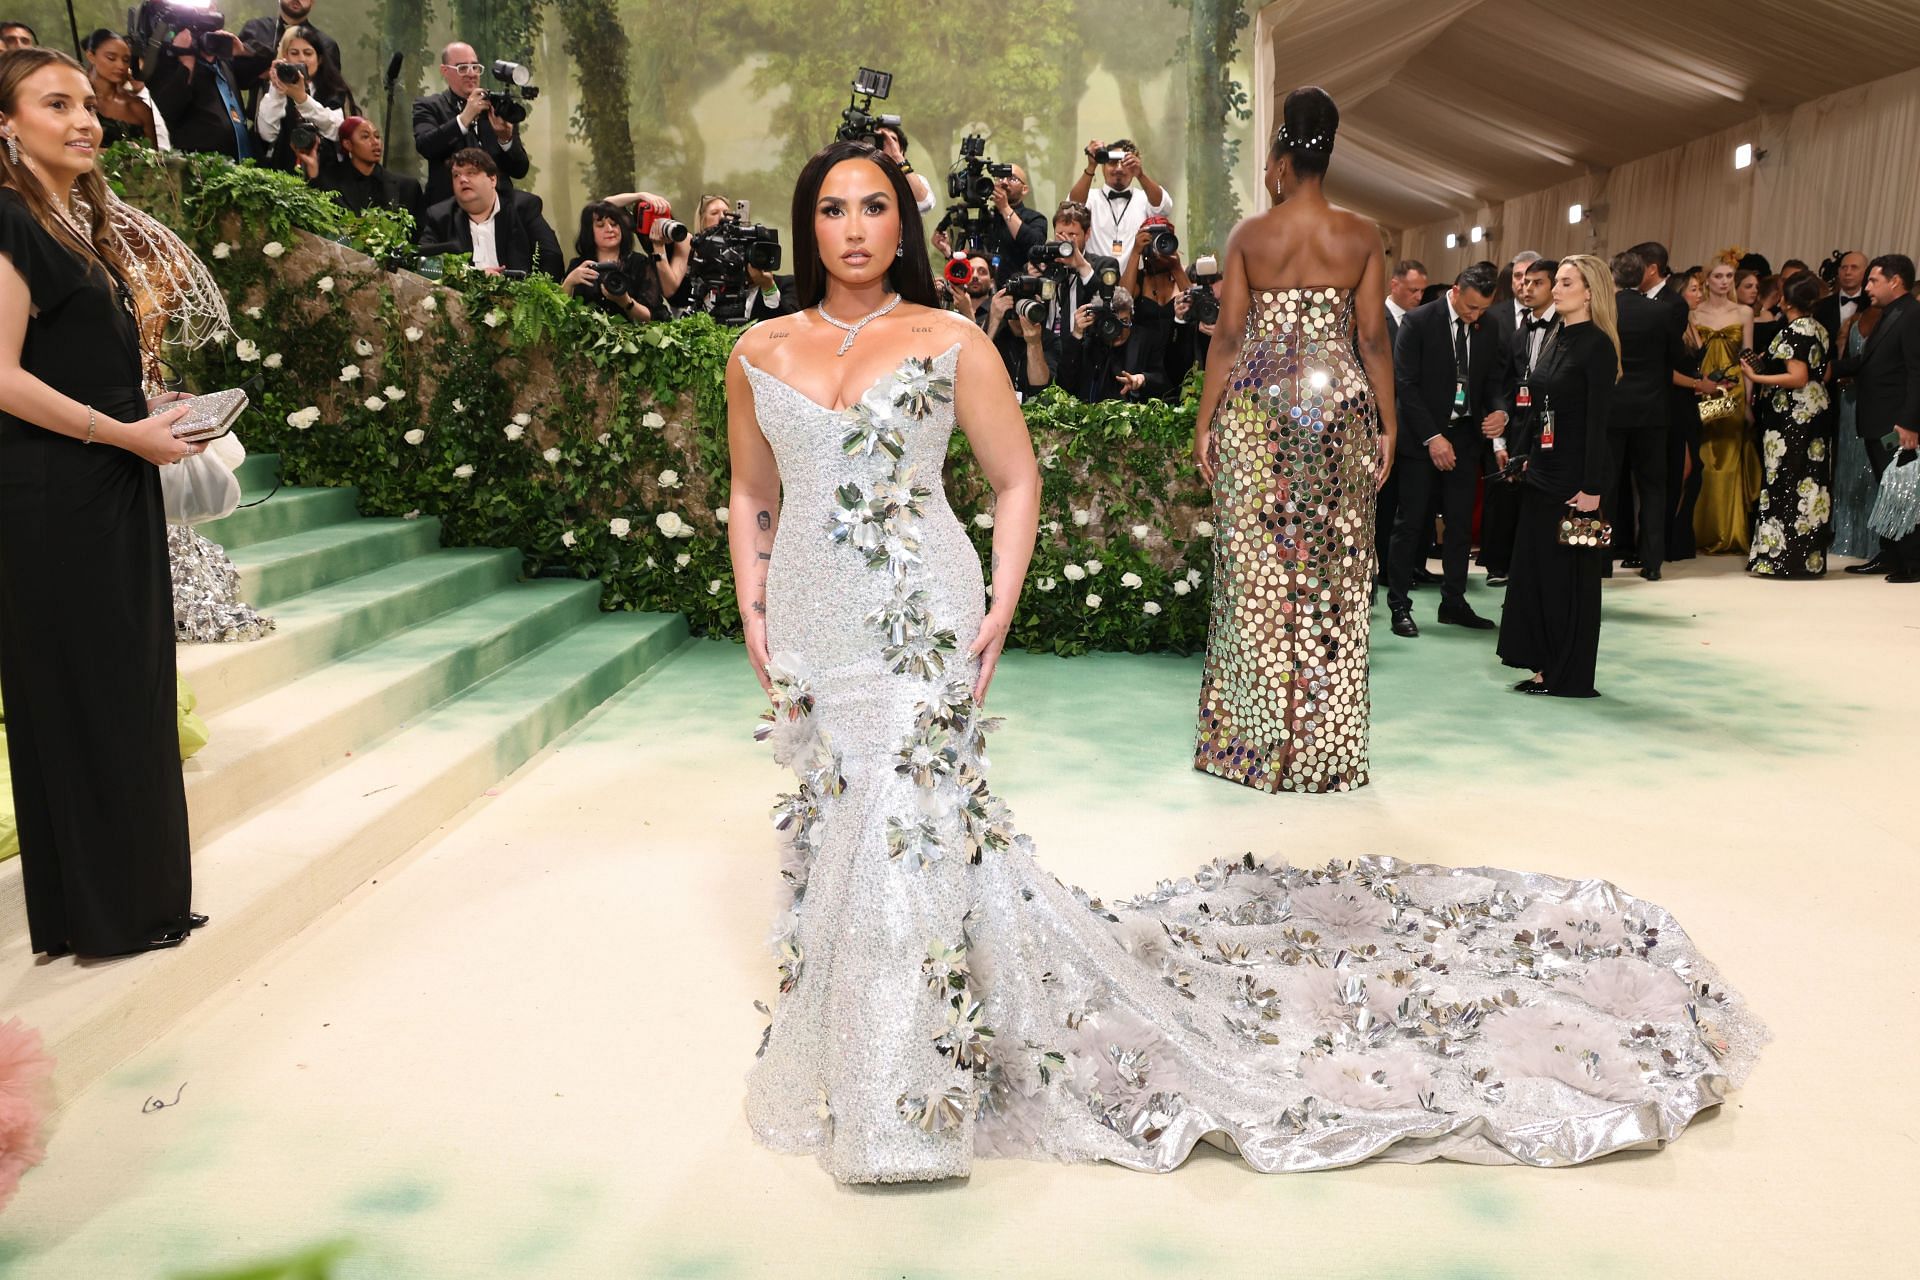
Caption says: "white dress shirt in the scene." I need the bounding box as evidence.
[468,196,503,271]
[1087,183,1173,264]
[1386,296,1409,327]
[254,82,345,145]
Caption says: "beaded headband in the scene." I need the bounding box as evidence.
[1279,125,1335,153]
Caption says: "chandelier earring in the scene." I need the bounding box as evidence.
[4,132,17,167]
[896,242,905,258]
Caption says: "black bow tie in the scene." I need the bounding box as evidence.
[1525,316,1552,332]
[1841,294,1863,305]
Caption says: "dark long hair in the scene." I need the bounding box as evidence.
[575,200,634,261]
[789,139,938,311]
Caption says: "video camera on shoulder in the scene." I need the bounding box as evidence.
[687,204,783,325]
[836,67,899,147]
[130,1,232,63]
[947,134,1012,206]
[485,60,540,125]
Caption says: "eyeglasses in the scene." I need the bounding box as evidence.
[444,62,483,74]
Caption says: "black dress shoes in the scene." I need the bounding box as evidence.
[1844,555,1888,575]
[1390,609,1420,638]
[1620,557,1643,569]
[1639,565,1662,581]
[1513,678,1550,694]
[1486,574,1509,587]
[1436,601,1496,630]
[1889,568,1920,583]
[1411,567,1442,586]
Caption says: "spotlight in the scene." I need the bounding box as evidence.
[1568,203,1583,225]
[1470,225,1485,244]
[1445,232,1459,250]
[1734,143,1753,170]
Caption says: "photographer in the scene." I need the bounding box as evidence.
[412,40,530,208]
[982,264,1058,399]
[1057,284,1135,403]
[1041,201,1122,401]
[1117,214,1191,401]
[1169,254,1223,386]
[934,162,1046,276]
[562,201,661,324]
[1068,137,1172,265]
[253,24,356,174]
[308,118,424,229]
[872,121,937,215]
[419,147,563,279]
[144,18,254,160]
[237,0,342,109]
[631,193,791,320]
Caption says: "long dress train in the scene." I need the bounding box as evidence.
[735,339,1765,1183]
[1193,288,1375,794]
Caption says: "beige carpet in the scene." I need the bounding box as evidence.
[2,557,1915,1278]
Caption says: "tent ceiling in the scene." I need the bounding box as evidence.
[1255,0,1920,230]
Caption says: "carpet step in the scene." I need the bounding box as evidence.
[229,516,443,608]
[176,547,522,714]
[196,484,360,552]
[180,578,606,842]
[232,451,280,492]
[0,612,690,1103]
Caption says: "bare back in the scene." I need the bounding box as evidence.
[1234,198,1379,292]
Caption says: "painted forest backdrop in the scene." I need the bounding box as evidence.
[22,0,1260,255]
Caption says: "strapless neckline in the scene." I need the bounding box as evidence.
[741,342,963,415]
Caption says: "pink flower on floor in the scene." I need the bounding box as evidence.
[0,1018,53,1211]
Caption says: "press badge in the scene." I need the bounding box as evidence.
[1453,380,1467,411]
[1515,382,1532,409]
[1539,409,1556,450]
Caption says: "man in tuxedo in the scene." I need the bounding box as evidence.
[1375,257,1428,589]
[1486,251,1540,354]
[146,28,254,160]
[1631,240,1704,561]
[1814,251,1869,350]
[1482,256,1557,584]
[1605,250,1690,581]
[1834,254,1920,579]
[420,148,564,280]
[413,41,532,209]
[1044,202,1122,403]
[1387,261,1508,637]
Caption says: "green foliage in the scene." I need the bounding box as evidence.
[109,149,1216,656]
[555,0,635,195]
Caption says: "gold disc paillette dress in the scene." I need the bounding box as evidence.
[1195,288,1378,794]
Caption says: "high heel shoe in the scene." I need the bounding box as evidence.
[1512,678,1550,694]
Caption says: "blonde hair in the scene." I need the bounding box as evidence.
[1562,253,1622,379]
[276,24,318,61]
[0,48,124,275]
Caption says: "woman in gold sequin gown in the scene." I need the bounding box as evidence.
[1191,89,1397,794]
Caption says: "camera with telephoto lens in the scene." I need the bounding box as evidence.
[129,1,232,63]
[686,213,783,325]
[1083,263,1126,343]
[836,66,899,147]
[484,60,540,125]
[1140,215,1178,262]
[1003,274,1057,326]
[634,199,687,246]
[943,252,986,288]
[1185,253,1221,325]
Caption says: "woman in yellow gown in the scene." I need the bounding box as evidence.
[1690,261,1759,553]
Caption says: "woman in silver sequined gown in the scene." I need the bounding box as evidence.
[728,138,1765,1186]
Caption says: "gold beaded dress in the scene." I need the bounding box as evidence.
[1196,287,1377,794]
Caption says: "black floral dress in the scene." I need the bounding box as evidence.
[1748,316,1834,577]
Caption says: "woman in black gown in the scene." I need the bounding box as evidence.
[0,48,204,958]
[81,30,158,150]
[1498,254,1620,698]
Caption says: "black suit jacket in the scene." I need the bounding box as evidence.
[1835,294,1920,438]
[422,191,565,280]
[1813,292,1870,352]
[1646,280,1701,445]
[1393,296,1507,459]
[1610,289,1686,431]
[147,50,253,160]
[412,89,532,208]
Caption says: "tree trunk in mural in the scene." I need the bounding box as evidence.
[1182,0,1248,253]
[555,0,635,196]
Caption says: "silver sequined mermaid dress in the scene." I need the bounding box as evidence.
[737,342,1766,1185]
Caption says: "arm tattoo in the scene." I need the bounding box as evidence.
[756,511,771,531]
[756,551,771,561]
[992,551,1001,572]
[751,600,766,616]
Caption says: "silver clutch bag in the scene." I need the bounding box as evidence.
[169,388,250,443]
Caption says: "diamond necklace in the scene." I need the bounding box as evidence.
[817,292,902,356]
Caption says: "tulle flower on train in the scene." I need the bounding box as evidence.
[0,1017,53,1211]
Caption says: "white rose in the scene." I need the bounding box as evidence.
[1143,601,1162,616]
[403,509,420,520]
[339,363,361,382]
[262,241,285,258]
[1121,572,1143,589]
[645,556,657,569]
[1084,559,1103,576]
[596,432,611,445]
[641,411,665,429]
[212,242,232,259]
[1063,564,1086,581]
[1186,568,1203,586]
[974,512,994,529]
[1130,524,1151,540]
[715,508,730,525]
[316,276,335,293]
[1193,520,1215,537]
[560,531,576,548]
[1036,577,1056,591]
[608,517,632,538]
[285,406,320,430]
[403,428,426,445]
[1085,593,1103,610]
[658,469,681,489]
[542,447,562,464]
[452,463,475,479]
[404,326,424,343]
[513,412,532,427]
[1046,520,1062,535]
[483,309,505,328]
[1173,579,1191,596]
[234,338,260,362]
[243,305,262,320]
[503,424,525,441]
[355,337,376,357]
[418,294,438,312]
[674,552,691,569]
[707,579,722,596]
[263,353,283,369]
[451,398,466,413]
[1071,508,1091,527]
[384,386,405,401]
[656,511,687,538]
[363,396,386,411]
